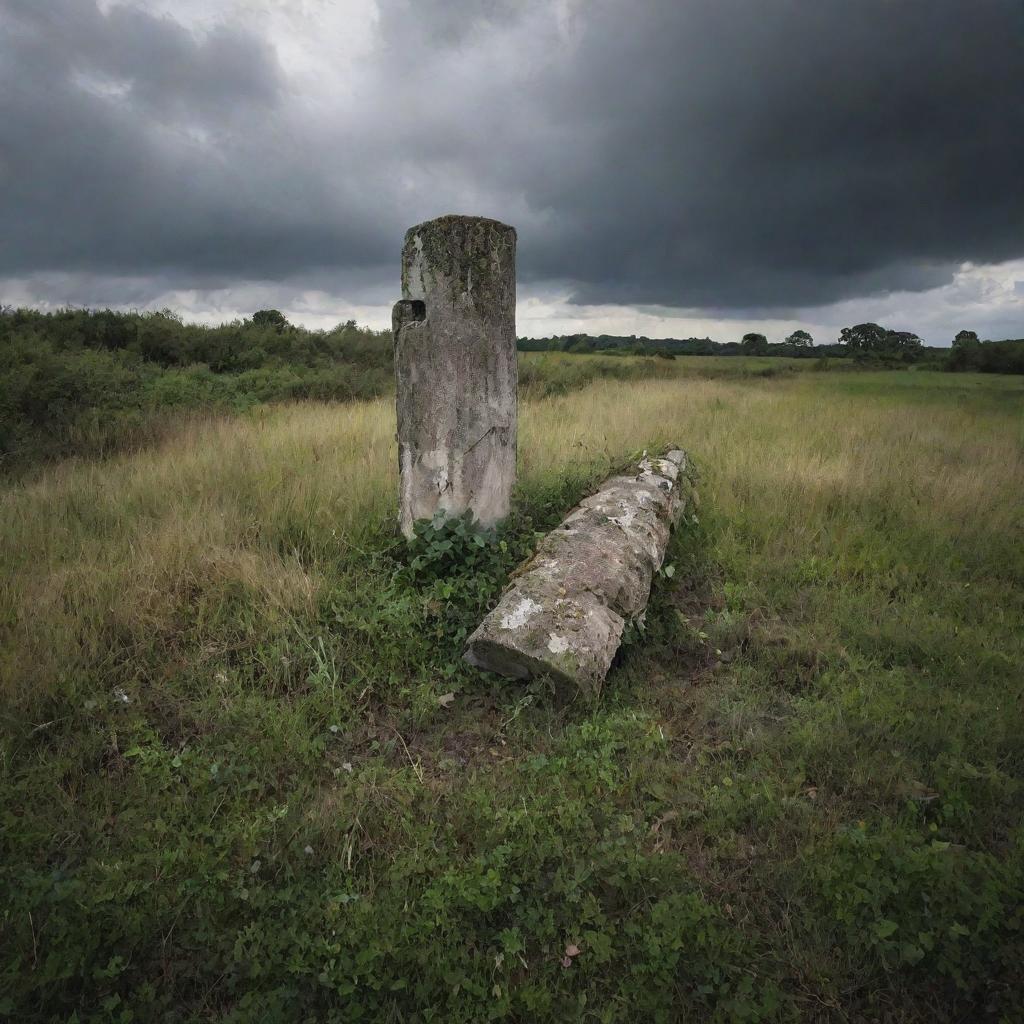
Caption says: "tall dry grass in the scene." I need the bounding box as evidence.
[2,372,1021,701]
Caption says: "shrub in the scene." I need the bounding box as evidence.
[0,307,393,470]
[946,338,1024,374]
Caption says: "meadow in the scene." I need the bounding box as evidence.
[1,362,1022,1022]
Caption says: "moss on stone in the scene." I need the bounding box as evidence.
[403,214,516,315]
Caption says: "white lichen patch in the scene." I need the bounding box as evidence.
[501,597,543,631]
[608,508,637,532]
[638,468,673,490]
[649,458,680,480]
[547,634,570,654]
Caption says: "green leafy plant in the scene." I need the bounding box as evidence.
[406,509,505,580]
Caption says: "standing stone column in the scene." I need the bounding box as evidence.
[393,215,517,538]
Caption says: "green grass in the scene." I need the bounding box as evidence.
[1,370,1022,1022]
[518,352,817,399]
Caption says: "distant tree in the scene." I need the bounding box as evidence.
[953,329,980,347]
[137,312,187,366]
[568,336,595,353]
[888,331,923,352]
[948,337,1024,374]
[785,329,814,347]
[252,309,289,332]
[839,327,929,364]
[741,332,769,355]
[839,323,888,351]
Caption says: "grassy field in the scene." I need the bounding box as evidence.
[517,352,816,398]
[2,307,817,474]
[1,365,1022,1022]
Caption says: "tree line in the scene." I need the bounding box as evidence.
[519,322,1024,371]
[3,305,1022,471]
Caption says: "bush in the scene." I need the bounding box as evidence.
[0,307,392,470]
[946,338,1024,374]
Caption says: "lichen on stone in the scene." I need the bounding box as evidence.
[402,214,516,316]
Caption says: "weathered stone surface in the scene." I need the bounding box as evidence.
[464,450,694,695]
[393,215,517,538]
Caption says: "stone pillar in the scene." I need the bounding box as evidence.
[393,215,517,538]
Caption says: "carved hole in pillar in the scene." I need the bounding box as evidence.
[395,299,426,324]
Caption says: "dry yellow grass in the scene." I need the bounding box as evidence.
[2,372,1021,701]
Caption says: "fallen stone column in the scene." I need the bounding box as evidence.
[464,450,694,694]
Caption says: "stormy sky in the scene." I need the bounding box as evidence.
[2,0,1023,344]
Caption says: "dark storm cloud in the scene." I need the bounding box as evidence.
[507,0,1024,308]
[0,0,396,283]
[2,0,1023,312]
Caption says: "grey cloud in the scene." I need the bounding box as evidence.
[513,0,1024,307]
[375,0,529,46]
[26,0,282,115]
[1,0,1022,326]
[1,0,393,279]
